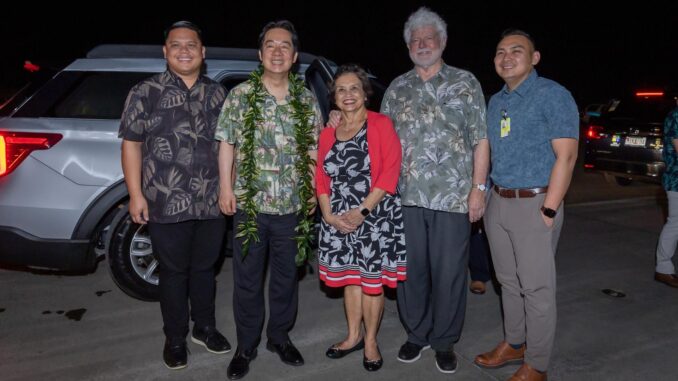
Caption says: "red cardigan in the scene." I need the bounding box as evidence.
[316,110,402,196]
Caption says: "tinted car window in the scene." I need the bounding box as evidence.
[14,71,152,119]
[220,74,249,92]
[607,96,675,122]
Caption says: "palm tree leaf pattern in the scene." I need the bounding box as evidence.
[215,80,324,215]
[380,64,487,213]
[318,123,406,292]
[118,70,225,223]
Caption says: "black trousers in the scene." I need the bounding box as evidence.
[232,212,299,350]
[469,222,492,282]
[147,218,225,339]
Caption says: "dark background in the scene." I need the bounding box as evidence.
[2,1,676,107]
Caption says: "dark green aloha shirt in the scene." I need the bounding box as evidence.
[215,80,323,215]
[381,63,487,213]
[663,106,678,191]
[119,70,226,223]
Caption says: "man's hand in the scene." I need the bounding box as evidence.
[541,213,554,228]
[308,196,318,215]
[327,110,342,128]
[129,195,149,225]
[468,188,486,223]
[219,188,237,215]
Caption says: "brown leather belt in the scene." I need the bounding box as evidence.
[493,185,548,198]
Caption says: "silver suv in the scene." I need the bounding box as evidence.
[0,44,350,300]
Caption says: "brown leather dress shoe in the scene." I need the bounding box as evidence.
[470,280,486,294]
[474,341,525,368]
[508,363,547,381]
[655,272,678,288]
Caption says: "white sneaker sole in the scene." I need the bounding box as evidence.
[436,360,457,374]
[397,345,431,363]
[164,362,187,370]
[191,336,231,354]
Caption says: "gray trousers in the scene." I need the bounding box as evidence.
[484,191,563,371]
[396,206,470,351]
[657,190,678,274]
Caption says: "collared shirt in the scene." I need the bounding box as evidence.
[662,106,678,191]
[380,63,487,213]
[487,70,579,189]
[119,70,226,223]
[215,79,323,215]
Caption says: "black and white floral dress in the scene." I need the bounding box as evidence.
[318,122,406,294]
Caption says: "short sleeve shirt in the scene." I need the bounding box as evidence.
[380,64,487,213]
[487,70,579,188]
[215,79,323,215]
[118,70,226,223]
[662,107,678,191]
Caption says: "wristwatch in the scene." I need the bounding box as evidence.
[541,206,557,218]
[359,204,371,217]
[473,183,487,192]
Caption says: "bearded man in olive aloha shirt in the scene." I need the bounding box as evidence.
[380,7,489,373]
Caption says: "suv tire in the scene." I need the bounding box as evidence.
[107,205,159,301]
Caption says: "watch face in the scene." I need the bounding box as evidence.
[360,207,370,216]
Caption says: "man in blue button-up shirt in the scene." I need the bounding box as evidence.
[474,29,578,381]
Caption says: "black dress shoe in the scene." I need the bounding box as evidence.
[227,347,257,380]
[266,340,304,366]
[163,338,188,370]
[363,346,383,372]
[326,339,365,359]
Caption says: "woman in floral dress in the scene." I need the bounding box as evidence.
[316,64,406,371]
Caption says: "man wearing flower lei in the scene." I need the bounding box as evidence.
[215,20,323,380]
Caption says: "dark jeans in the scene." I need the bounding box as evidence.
[232,212,300,350]
[148,218,225,339]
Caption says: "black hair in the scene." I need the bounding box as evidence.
[164,20,203,43]
[500,28,537,51]
[257,20,299,52]
[330,63,374,108]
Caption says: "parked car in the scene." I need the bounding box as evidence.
[583,90,677,185]
[0,44,385,301]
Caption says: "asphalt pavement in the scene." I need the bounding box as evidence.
[1,170,676,381]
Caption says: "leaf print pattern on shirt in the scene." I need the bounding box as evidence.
[380,64,487,213]
[118,70,225,223]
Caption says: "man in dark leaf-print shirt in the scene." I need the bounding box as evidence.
[119,21,230,370]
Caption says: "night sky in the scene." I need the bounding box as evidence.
[2,1,676,107]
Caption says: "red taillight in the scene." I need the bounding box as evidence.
[586,125,605,139]
[23,60,40,73]
[635,91,663,97]
[0,131,62,177]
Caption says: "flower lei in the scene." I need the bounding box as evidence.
[238,66,316,265]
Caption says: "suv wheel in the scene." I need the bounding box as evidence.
[107,206,159,301]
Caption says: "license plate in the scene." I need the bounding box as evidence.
[625,136,646,147]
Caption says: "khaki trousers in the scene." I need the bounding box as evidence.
[484,190,563,371]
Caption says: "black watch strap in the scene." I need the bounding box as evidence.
[541,206,557,218]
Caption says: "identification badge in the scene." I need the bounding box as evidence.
[500,117,511,138]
